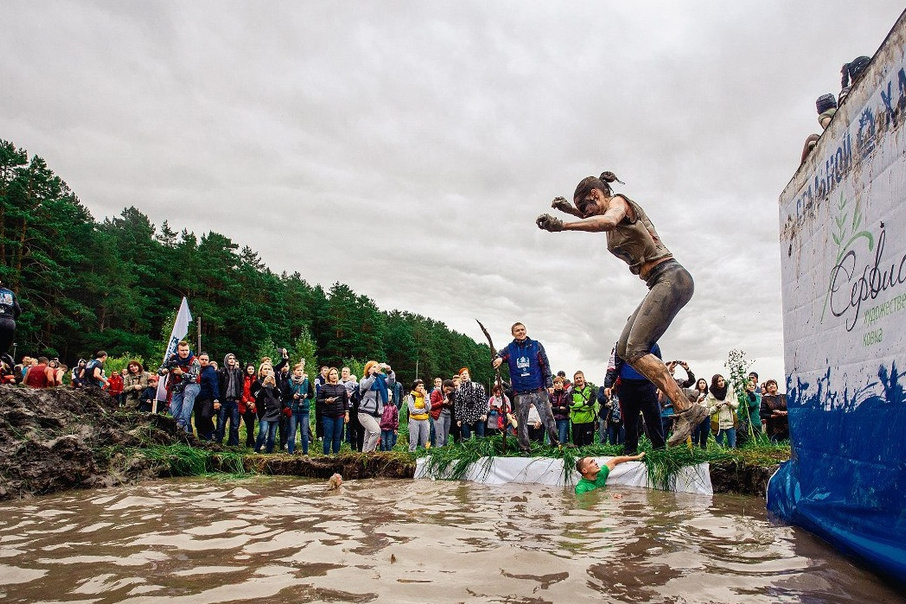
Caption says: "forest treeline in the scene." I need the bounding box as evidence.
[0,139,495,386]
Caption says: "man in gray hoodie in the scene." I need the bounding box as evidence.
[216,353,244,446]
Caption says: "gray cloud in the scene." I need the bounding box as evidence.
[2,0,903,386]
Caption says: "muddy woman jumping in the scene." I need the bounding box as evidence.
[536,171,708,446]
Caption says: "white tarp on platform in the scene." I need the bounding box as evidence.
[414,456,713,495]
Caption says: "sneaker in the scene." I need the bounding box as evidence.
[667,405,709,447]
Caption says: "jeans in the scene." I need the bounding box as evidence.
[255,419,278,453]
[215,400,241,446]
[556,418,570,445]
[429,417,436,446]
[169,383,200,433]
[460,421,486,440]
[607,424,626,445]
[287,411,310,455]
[661,415,674,443]
[515,390,559,452]
[434,410,451,447]
[322,414,345,454]
[692,416,710,447]
[715,427,737,448]
[380,429,397,451]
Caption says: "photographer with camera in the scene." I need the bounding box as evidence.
[358,360,396,452]
[662,360,696,439]
[159,341,201,434]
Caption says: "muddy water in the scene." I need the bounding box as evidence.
[0,477,901,604]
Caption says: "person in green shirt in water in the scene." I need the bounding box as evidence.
[574,452,646,494]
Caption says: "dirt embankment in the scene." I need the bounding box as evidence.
[0,385,185,499]
[709,458,780,497]
[0,385,416,501]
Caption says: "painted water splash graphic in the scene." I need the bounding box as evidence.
[788,361,904,413]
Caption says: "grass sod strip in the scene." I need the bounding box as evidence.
[418,435,790,491]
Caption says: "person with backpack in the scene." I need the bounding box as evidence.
[83,351,109,389]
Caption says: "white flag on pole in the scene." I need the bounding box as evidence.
[163,297,193,364]
[156,297,193,407]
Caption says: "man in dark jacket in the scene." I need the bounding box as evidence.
[604,342,665,454]
[216,353,244,446]
[493,322,562,454]
[195,352,220,441]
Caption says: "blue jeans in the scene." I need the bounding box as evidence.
[715,427,737,448]
[607,424,626,445]
[287,411,310,455]
[215,400,241,446]
[692,417,710,447]
[460,421,486,439]
[169,383,200,433]
[556,418,570,445]
[255,419,278,453]
[380,429,397,451]
[322,415,344,454]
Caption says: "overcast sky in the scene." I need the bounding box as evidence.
[2,1,903,387]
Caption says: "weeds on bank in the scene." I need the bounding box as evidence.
[139,444,249,476]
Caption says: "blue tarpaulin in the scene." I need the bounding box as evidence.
[767,367,906,584]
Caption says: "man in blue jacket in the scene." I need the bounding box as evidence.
[493,322,563,454]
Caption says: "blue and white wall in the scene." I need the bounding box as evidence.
[769,10,906,583]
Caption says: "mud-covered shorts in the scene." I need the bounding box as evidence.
[616,259,694,363]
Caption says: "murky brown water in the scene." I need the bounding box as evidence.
[0,477,901,604]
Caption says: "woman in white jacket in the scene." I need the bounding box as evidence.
[705,374,738,448]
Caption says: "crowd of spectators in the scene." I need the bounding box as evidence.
[2,344,789,455]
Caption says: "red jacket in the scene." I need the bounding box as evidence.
[108,373,124,395]
[239,374,256,415]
